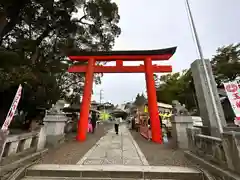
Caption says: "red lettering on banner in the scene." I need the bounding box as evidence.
[8,111,14,119]
[226,84,238,93]
[12,104,17,110]
[236,100,240,108]
[233,93,240,100]
[5,120,10,126]
[1,85,22,130]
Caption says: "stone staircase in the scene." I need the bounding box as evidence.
[12,164,206,180]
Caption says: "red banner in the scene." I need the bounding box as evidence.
[223,80,240,126]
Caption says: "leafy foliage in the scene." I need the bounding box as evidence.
[156,70,198,111]
[134,93,147,107]
[155,43,240,112]
[0,0,121,123]
[211,43,240,86]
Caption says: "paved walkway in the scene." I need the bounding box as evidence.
[77,125,149,166]
[40,123,112,164]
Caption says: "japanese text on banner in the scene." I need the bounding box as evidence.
[223,80,240,123]
[1,85,22,130]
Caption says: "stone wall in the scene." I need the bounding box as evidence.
[0,126,46,165]
[186,127,240,179]
[171,116,194,149]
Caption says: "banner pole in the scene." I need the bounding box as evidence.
[1,84,23,130]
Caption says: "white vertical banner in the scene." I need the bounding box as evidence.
[223,80,240,126]
[1,84,23,130]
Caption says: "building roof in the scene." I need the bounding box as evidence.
[157,102,172,109]
[68,47,177,57]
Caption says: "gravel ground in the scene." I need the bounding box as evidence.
[130,130,194,166]
[40,123,112,164]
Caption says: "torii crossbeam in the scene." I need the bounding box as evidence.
[68,47,176,144]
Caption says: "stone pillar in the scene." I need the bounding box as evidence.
[191,59,226,137]
[222,131,240,173]
[43,114,67,147]
[186,127,201,153]
[171,116,194,149]
[37,126,47,150]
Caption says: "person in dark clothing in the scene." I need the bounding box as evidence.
[132,116,135,130]
[114,124,119,134]
[91,111,97,133]
[114,117,120,135]
[159,115,163,128]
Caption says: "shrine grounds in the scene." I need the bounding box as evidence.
[40,122,193,167]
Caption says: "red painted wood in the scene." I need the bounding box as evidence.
[68,54,173,61]
[76,58,95,141]
[116,60,123,67]
[68,65,172,73]
[70,48,177,143]
[144,57,162,143]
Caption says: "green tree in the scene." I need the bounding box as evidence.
[156,70,198,111]
[211,43,240,85]
[0,0,121,124]
[134,93,147,106]
[153,73,159,87]
[156,72,181,104]
[155,43,240,112]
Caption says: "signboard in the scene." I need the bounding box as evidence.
[223,80,240,126]
[1,84,22,130]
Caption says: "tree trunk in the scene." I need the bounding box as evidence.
[0,13,7,39]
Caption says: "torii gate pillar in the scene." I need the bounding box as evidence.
[144,58,162,143]
[76,58,95,141]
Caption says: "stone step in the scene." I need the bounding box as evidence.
[22,177,177,180]
[24,164,203,180]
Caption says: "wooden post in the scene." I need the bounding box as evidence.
[144,57,162,143]
[76,58,95,141]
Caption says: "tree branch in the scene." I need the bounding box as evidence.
[61,78,84,91]
[73,15,91,25]
[35,25,54,47]
[30,25,56,64]
[0,0,31,44]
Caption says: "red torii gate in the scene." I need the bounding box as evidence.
[68,47,176,144]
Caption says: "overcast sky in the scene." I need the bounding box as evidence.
[92,0,240,105]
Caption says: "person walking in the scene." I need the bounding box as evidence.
[114,117,121,135]
[91,110,97,133]
[88,117,93,133]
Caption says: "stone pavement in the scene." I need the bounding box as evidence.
[77,125,149,166]
[130,130,195,167]
[40,123,112,164]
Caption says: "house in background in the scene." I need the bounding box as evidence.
[157,102,172,113]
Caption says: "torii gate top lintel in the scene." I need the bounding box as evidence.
[68,46,177,61]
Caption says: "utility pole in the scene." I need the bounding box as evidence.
[99,89,106,120]
[185,0,223,133]
[100,89,103,105]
